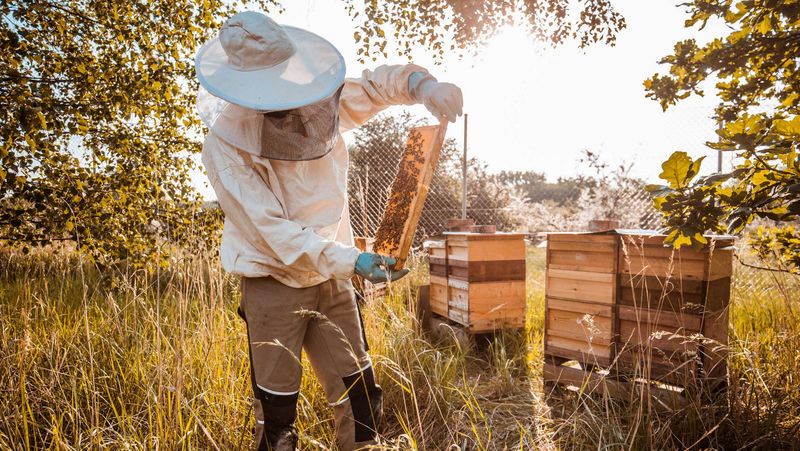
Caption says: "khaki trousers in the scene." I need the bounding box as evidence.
[240,276,378,450]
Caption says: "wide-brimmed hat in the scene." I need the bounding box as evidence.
[195,11,345,111]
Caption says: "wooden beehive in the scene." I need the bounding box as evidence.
[373,123,448,269]
[544,230,733,395]
[615,233,732,387]
[545,233,617,366]
[431,232,527,333]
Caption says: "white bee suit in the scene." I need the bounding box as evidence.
[201,64,428,288]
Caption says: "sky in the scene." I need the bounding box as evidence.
[193,1,731,199]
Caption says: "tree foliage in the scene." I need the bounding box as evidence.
[504,150,656,232]
[347,0,626,63]
[0,0,275,269]
[496,170,593,205]
[2,0,625,269]
[645,1,800,271]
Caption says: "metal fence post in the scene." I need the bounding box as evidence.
[462,113,468,220]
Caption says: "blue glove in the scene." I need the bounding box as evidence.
[355,253,410,284]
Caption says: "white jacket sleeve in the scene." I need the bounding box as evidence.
[338,64,428,133]
[202,134,361,280]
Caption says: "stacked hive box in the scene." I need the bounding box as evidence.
[426,240,449,318]
[544,230,733,393]
[427,232,527,333]
[545,233,618,366]
[615,233,732,387]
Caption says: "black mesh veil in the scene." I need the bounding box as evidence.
[258,84,344,161]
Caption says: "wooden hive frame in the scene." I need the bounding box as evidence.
[373,123,448,269]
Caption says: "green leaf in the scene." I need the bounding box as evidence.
[36,111,47,129]
[665,228,680,244]
[773,116,800,138]
[756,15,771,34]
[698,172,731,186]
[645,184,667,192]
[659,151,702,189]
[688,156,705,180]
[728,216,746,234]
[751,170,770,187]
[672,233,692,248]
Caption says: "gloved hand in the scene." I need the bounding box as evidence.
[354,253,410,284]
[409,72,463,123]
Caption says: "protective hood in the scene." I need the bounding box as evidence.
[197,84,342,160]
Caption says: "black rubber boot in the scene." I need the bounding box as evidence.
[255,425,298,451]
[342,366,383,444]
[255,391,299,451]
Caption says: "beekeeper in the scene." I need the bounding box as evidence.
[195,11,463,451]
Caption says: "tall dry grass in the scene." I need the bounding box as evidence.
[0,244,798,449]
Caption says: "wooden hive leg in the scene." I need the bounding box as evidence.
[416,285,431,331]
[545,354,571,367]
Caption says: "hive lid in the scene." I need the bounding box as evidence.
[540,228,659,236]
[423,239,446,249]
[443,231,528,240]
[540,229,736,247]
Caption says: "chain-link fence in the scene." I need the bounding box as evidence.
[347,113,519,243]
[346,113,799,301]
[732,243,800,301]
[347,114,662,240]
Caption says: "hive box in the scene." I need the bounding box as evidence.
[427,232,527,333]
[545,233,617,365]
[544,230,733,391]
[425,239,449,318]
[427,239,448,278]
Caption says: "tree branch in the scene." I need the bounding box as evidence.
[0,75,76,84]
[38,0,105,27]
[0,236,75,243]
[735,253,797,274]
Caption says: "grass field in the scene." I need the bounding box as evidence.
[1,245,799,449]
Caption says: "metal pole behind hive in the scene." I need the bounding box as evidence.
[462,113,468,220]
